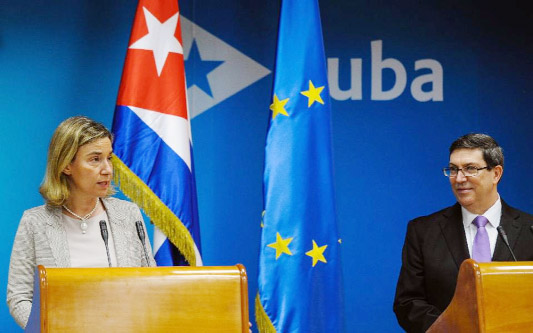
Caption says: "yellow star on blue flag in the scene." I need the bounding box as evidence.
[306,240,328,267]
[268,232,293,259]
[301,80,325,107]
[270,94,290,119]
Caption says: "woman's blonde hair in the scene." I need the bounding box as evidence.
[39,116,114,206]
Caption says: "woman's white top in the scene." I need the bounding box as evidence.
[62,211,118,267]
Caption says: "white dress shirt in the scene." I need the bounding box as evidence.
[461,196,502,258]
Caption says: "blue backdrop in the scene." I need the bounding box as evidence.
[1,1,531,331]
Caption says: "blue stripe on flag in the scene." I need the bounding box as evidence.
[154,238,189,266]
[112,105,201,249]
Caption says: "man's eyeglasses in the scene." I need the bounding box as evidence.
[443,166,488,178]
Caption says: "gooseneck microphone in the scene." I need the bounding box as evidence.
[497,225,517,261]
[99,220,112,267]
[135,221,150,266]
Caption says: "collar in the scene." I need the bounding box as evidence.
[461,195,502,228]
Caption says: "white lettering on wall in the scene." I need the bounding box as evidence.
[371,40,407,100]
[327,40,444,102]
[328,58,362,100]
[410,59,443,102]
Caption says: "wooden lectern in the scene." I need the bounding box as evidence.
[26,265,249,332]
[427,259,533,332]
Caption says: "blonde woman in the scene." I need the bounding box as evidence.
[7,116,156,328]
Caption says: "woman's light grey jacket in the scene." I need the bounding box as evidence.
[6,197,156,328]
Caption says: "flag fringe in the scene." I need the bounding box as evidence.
[255,293,277,333]
[112,155,197,266]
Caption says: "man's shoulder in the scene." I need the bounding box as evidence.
[502,201,533,224]
[408,203,460,227]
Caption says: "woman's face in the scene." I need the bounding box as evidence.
[63,137,113,202]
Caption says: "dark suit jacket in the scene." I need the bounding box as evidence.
[393,200,533,333]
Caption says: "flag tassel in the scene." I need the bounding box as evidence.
[255,293,277,333]
[112,154,197,266]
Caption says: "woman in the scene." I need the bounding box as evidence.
[7,116,156,328]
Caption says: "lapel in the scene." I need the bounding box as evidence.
[45,205,71,267]
[492,200,522,261]
[102,198,130,266]
[440,203,470,269]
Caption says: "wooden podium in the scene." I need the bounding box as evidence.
[427,259,533,332]
[25,265,249,332]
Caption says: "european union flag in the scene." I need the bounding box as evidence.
[256,1,343,332]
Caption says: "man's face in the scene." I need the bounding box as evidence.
[449,148,502,214]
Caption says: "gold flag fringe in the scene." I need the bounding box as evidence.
[255,293,277,333]
[112,155,197,266]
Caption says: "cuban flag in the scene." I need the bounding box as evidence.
[111,0,202,266]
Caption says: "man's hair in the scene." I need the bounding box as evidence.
[449,133,504,169]
[39,116,114,206]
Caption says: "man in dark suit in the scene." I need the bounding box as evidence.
[393,133,533,332]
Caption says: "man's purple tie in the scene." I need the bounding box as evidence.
[472,216,491,262]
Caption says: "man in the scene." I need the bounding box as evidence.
[393,133,533,332]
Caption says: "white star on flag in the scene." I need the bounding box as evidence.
[129,7,183,76]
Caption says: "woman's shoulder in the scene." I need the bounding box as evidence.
[20,204,59,226]
[102,197,140,212]
[23,204,57,218]
[102,197,142,224]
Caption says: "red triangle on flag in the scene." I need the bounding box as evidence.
[116,0,188,120]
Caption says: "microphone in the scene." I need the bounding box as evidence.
[135,221,151,266]
[99,220,112,267]
[497,226,517,261]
